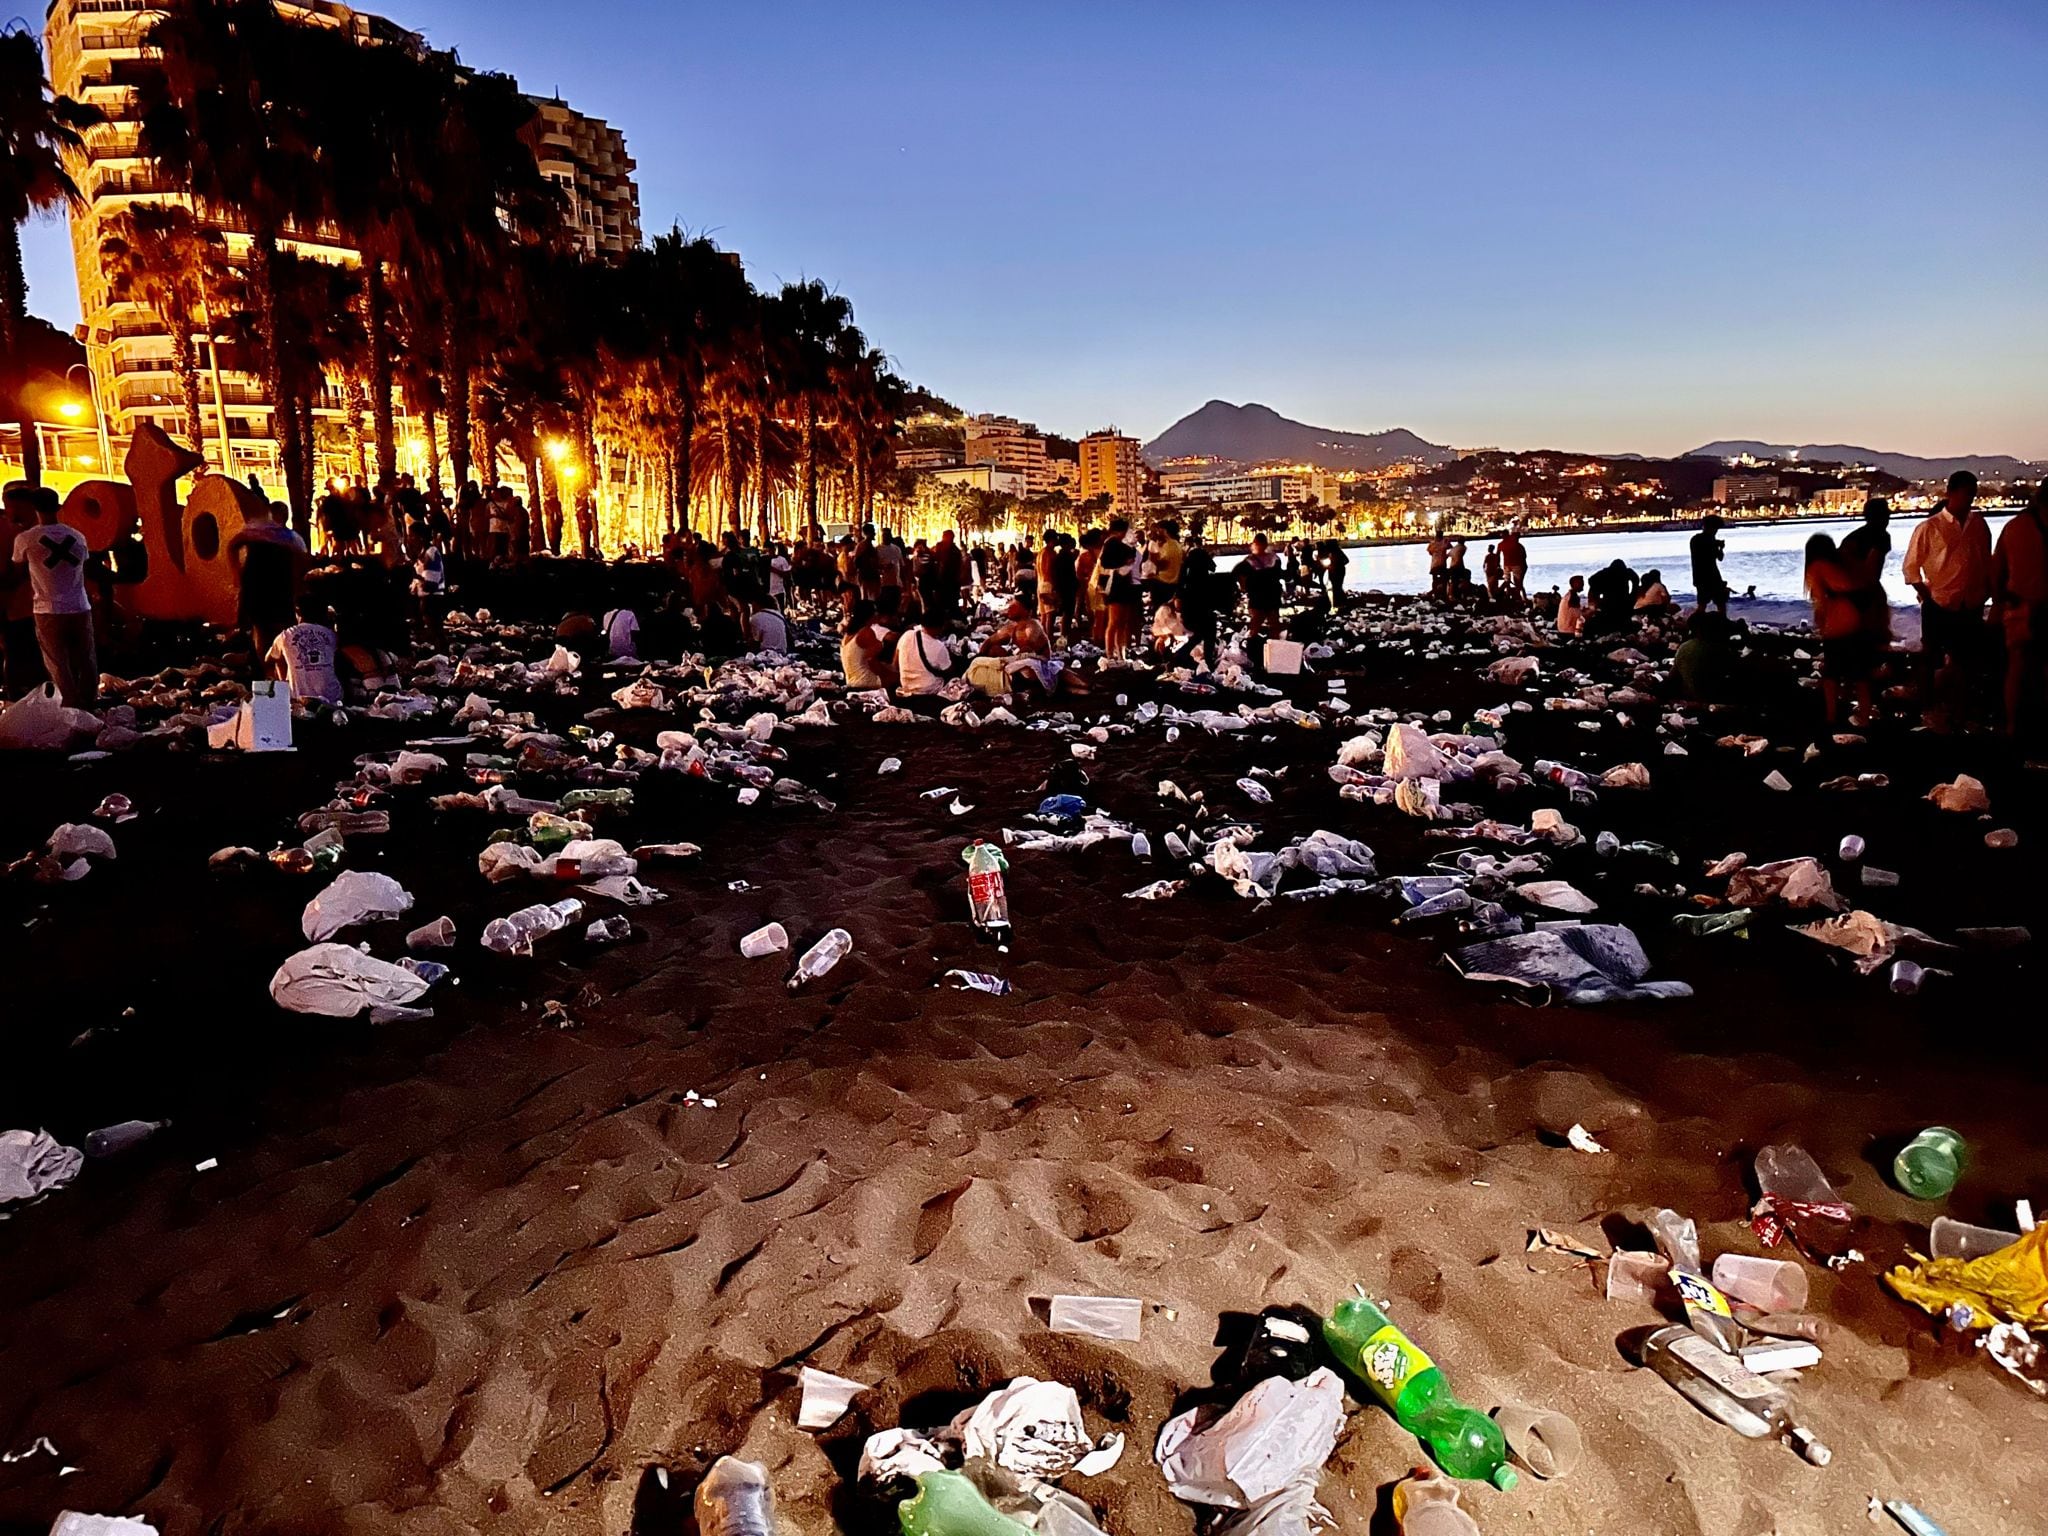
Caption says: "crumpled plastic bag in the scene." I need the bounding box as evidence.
[1214,1469,1333,1536]
[48,823,117,861]
[577,874,664,905]
[1383,722,1448,781]
[1927,774,1989,814]
[1211,842,1285,899]
[479,843,544,882]
[1290,831,1376,879]
[1335,733,1381,768]
[1791,908,1935,974]
[270,943,431,1017]
[49,1516,160,1536]
[950,1377,1098,1477]
[0,684,99,750]
[1486,656,1539,686]
[1393,777,1442,819]
[1727,856,1841,912]
[1157,1367,1345,1510]
[0,1128,85,1204]
[302,871,414,941]
[1515,880,1597,914]
[1450,925,1693,1005]
[859,1428,949,1483]
[1600,762,1651,790]
[1885,1225,2048,1329]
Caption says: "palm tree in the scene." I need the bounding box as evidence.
[768,279,854,536]
[2,28,97,486]
[138,0,349,528]
[99,204,231,459]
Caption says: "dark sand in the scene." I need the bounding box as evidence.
[3,615,2045,1536]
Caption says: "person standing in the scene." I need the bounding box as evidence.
[1096,517,1141,658]
[1902,470,1992,710]
[1,485,47,698]
[1238,532,1286,648]
[7,488,97,707]
[1805,533,1872,726]
[1557,573,1588,636]
[1499,525,1529,601]
[1992,482,2048,739]
[228,500,309,659]
[1689,514,1730,615]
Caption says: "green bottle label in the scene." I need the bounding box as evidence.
[1359,1323,1434,1398]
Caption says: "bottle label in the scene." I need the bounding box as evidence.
[1360,1324,1434,1397]
[1672,1268,1733,1318]
[1668,1332,1776,1401]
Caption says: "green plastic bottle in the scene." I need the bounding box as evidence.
[561,787,633,812]
[897,1470,1030,1536]
[1894,1126,1965,1200]
[1671,909,1750,938]
[1324,1296,1518,1490]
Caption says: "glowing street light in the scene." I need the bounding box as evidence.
[58,398,86,420]
[545,438,571,462]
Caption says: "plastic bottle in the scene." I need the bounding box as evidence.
[962,841,1011,936]
[1594,830,1620,857]
[1893,1127,1965,1201]
[397,957,449,985]
[85,1118,169,1158]
[527,812,585,853]
[694,1455,780,1536]
[788,928,853,990]
[897,1469,1029,1536]
[1638,1324,1830,1464]
[1393,1466,1481,1536]
[1394,889,1474,925]
[561,787,633,812]
[1710,1254,1809,1313]
[481,898,584,955]
[1671,909,1751,937]
[1322,1295,1518,1489]
[1533,760,1594,792]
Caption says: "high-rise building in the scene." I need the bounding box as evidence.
[43,0,640,484]
[963,414,1054,496]
[1078,428,1145,519]
[523,98,641,259]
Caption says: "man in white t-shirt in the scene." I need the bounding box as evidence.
[603,606,640,660]
[265,615,344,705]
[7,487,97,707]
[894,618,954,696]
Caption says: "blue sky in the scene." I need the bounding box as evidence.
[22,0,2047,457]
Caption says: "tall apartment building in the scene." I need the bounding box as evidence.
[963,414,1054,496]
[1078,428,1145,519]
[43,0,640,483]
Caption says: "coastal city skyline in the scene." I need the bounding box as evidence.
[15,0,2048,462]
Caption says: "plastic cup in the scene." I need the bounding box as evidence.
[407,915,457,949]
[1710,1253,1809,1313]
[740,922,789,959]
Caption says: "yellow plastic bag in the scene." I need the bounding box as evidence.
[1886,1226,2048,1329]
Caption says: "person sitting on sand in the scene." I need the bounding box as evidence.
[840,598,895,690]
[265,605,343,706]
[1587,559,1636,634]
[980,598,1069,693]
[894,615,956,696]
[1557,574,1587,636]
[1672,610,1736,702]
[1633,567,1674,618]
[747,595,791,654]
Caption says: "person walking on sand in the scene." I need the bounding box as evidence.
[1238,532,1286,649]
[1903,470,1992,721]
[1690,514,1730,616]
[7,486,97,707]
[1992,482,2048,739]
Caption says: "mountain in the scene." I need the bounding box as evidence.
[1686,440,2040,482]
[1144,401,1455,470]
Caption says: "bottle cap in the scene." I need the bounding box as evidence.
[1492,1465,1520,1491]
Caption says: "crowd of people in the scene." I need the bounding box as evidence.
[8,462,2048,742]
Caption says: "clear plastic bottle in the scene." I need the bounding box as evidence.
[788,928,853,990]
[1533,760,1594,792]
[962,841,1011,936]
[1638,1325,1830,1464]
[1894,1127,1965,1201]
[694,1455,780,1536]
[1394,889,1474,925]
[482,898,584,955]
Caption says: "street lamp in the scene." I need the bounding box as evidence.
[65,362,112,472]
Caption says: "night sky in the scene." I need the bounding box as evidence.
[22,0,2047,456]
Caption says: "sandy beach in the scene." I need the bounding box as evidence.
[3,601,2046,1536]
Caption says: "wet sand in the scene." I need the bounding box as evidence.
[3,614,2045,1536]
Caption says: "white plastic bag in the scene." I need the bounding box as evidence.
[302,871,415,941]
[1156,1368,1345,1510]
[270,944,431,1017]
[0,1128,84,1204]
[0,685,97,751]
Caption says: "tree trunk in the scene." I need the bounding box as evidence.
[721,413,741,532]
[676,399,693,534]
[802,394,819,535]
[366,261,396,488]
[444,318,472,492]
[476,388,499,490]
[205,324,232,471]
[171,326,203,455]
[422,404,443,502]
[346,372,370,484]
[531,448,557,552]
[253,229,308,534]
[753,411,770,545]
[0,221,39,487]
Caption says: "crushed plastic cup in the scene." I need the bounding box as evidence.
[740,922,790,959]
[585,915,633,946]
[1929,1216,2020,1261]
[406,915,457,950]
[1605,1250,1670,1302]
[1711,1254,1809,1313]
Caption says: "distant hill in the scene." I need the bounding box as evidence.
[1145,401,1455,470]
[1687,439,2040,482]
